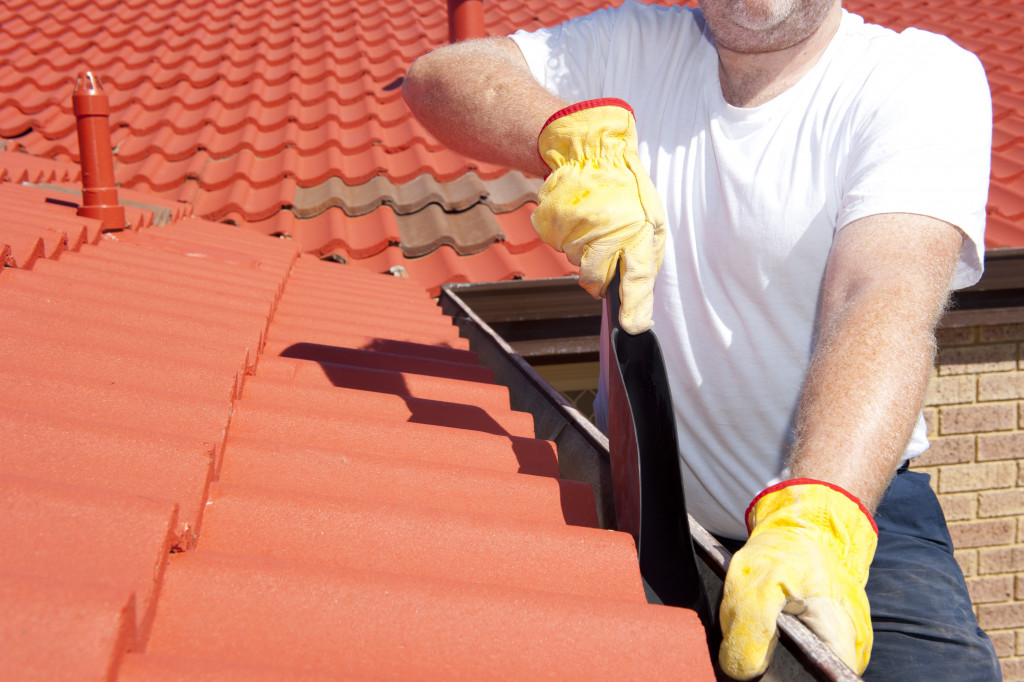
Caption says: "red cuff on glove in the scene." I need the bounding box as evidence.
[745,478,879,536]
[537,98,636,172]
[542,97,635,129]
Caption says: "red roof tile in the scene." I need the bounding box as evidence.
[5,0,1018,289]
[141,551,709,680]
[0,149,80,183]
[0,0,1018,675]
[3,474,177,639]
[0,179,715,679]
[253,353,512,409]
[6,0,1015,288]
[3,573,136,681]
[313,240,578,297]
[197,481,639,598]
[242,200,542,260]
[218,436,599,527]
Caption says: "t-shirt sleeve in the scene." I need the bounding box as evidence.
[508,5,620,103]
[837,30,993,289]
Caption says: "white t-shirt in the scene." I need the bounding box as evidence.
[512,1,992,538]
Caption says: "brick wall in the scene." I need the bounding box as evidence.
[913,320,1024,679]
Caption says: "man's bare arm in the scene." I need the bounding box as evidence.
[788,213,964,510]
[403,37,565,177]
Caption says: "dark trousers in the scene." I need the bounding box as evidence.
[863,465,1000,681]
[716,465,1000,680]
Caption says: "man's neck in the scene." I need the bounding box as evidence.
[716,3,843,108]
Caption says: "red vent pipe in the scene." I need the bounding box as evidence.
[448,0,485,43]
[73,71,126,231]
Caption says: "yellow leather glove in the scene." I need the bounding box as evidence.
[533,98,666,334]
[719,480,878,680]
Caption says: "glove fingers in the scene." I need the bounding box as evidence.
[719,576,787,680]
[530,182,585,267]
[575,232,656,305]
[573,223,658,333]
[617,224,658,333]
[532,170,643,269]
[797,595,872,674]
[576,242,617,300]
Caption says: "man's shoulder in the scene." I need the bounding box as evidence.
[828,11,987,101]
[897,26,987,75]
[839,11,984,77]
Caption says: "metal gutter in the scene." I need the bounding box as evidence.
[439,281,614,526]
[944,247,1024,327]
[439,281,862,682]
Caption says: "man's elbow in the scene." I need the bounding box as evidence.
[404,38,526,101]
[402,50,438,115]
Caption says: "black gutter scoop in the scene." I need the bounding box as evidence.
[604,270,718,647]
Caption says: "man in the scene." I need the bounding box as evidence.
[403,0,999,678]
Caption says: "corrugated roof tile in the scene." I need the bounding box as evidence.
[291,170,541,218]
[2,474,178,639]
[0,149,80,183]
[239,199,544,262]
[240,376,534,436]
[0,0,647,281]
[0,366,230,452]
[253,353,512,410]
[197,481,641,599]
[2,573,136,681]
[987,211,1024,248]
[1,178,713,679]
[396,202,507,258]
[2,407,216,545]
[8,0,1014,288]
[0,331,241,403]
[142,552,711,680]
[227,400,559,476]
[0,267,271,351]
[316,240,578,298]
[6,0,1020,257]
[218,435,599,527]
[0,225,47,267]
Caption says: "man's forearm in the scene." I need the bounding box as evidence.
[403,37,564,177]
[787,214,963,510]
[788,284,939,510]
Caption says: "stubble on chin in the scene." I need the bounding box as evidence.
[730,0,801,31]
[699,0,834,54]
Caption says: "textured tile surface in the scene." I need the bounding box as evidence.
[9,2,1011,673]
[0,178,715,679]
[3,0,1017,297]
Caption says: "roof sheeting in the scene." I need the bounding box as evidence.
[0,0,597,282]
[0,176,715,679]
[2,0,1021,291]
